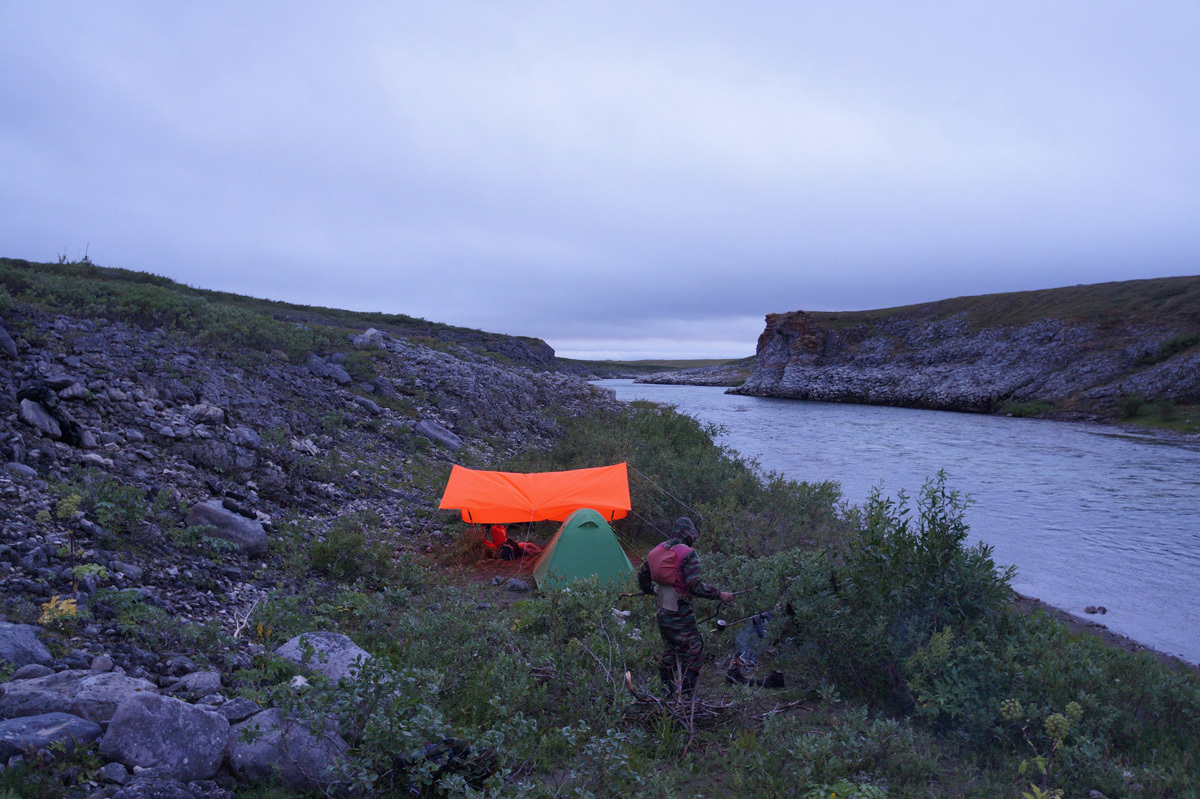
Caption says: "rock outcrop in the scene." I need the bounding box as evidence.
[733,281,1200,417]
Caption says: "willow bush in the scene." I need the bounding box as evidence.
[507,402,849,554]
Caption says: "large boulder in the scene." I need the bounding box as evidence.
[0,324,17,359]
[184,403,226,425]
[274,632,371,683]
[0,622,52,668]
[350,328,387,349]
[100,694,229,782]
[18,399,61,439]
[414,419,462,451]
[0,669,157,724]
[0,712,102,762]
[163,671,221,701]
[226,708,347,791]
[185,500,268,555]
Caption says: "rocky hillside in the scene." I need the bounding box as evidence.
[0,259,620,798]
[732,275,1200,418]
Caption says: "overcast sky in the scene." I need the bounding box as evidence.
[3,2,1199,359]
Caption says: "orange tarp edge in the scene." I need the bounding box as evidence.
[438,463,631,523]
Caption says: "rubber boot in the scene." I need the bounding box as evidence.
[658,664,675,697]
[681,670,699,698]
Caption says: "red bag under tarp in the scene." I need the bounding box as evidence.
[438,463,631,524]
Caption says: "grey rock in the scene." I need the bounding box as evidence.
[5,462,38,479]
[0,622,52,669]
[505,578,532,593]
[164,671,221,701]
[211,697,260,723]
[91,655,115,672]
[350,328,387,349]
[327,364,352,385]
[165,655,198,677]
[184,500,268,555]
[274,632,371,683]
[11,664,54,680]
[59,382,91,401]
[96,761,131,785]
[0,669,158,724]
[369,376,398,397]
[95,758,130,782]
[112,561,144,581]
[111,777,231,799]
[414,419,462,451]
[352,396,382,415]
[226,708,347,792]
[100,693,229,782]
[183,404,225,425]
[306,354,333,379]
[0,324,17,359]
[18,399,61,439]
[0,712,102,762]
[229,426,260,449]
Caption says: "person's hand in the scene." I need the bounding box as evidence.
[719,591,735,604]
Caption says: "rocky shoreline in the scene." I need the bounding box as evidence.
[633,361,754,388]
[0,298,620,798]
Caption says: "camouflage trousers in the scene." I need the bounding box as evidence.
[656,605,705,679]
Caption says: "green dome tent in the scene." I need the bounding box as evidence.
[532,508,634,590]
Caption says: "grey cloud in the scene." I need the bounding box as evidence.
[2,2,1198,359]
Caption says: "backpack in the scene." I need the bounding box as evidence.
[497,540,521,561]
[646,543,692,592]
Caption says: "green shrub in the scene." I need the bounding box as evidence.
[310,510,402,586]
[507,404,848,554]
[1156,397,1177,421]
[1119,393,1145,418]
[1001,400,1053,417]
[54,469,147,536]
[1134,332,1200,366]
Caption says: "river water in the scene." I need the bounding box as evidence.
[597,380,1200,666]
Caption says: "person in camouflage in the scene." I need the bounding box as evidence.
[638,517,734,697]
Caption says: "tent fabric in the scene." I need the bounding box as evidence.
[438,463,630,524]
[532,508,634,590]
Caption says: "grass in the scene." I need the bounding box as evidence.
[805,274,1200,333]
[1119,401,1200,434]
[0,257,549,366]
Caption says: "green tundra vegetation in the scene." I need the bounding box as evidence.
[0,258,542,367]
[809,274,1200,333]
[226,406,1197,799]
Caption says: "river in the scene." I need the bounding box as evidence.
[597,379,1200,666]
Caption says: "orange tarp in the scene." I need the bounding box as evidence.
[438,463,631,524]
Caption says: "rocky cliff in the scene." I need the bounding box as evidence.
[732,276,1200,418]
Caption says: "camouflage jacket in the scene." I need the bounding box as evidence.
[637,537,721,602]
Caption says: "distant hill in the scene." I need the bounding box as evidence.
[556,357,753,379]
[733,275,1200,421]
